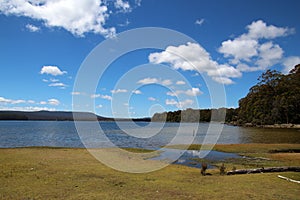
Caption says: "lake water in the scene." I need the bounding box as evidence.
[0,121,299,148]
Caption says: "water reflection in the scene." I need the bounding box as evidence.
[152,148,241,169]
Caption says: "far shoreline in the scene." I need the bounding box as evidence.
[226,122,300,129]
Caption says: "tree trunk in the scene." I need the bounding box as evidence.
[227,166,300,175]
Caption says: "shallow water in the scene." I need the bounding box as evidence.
[152,148,241,169]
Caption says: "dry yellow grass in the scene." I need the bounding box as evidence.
[0,145,299,199]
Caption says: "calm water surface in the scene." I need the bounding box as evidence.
[0,121,299,148]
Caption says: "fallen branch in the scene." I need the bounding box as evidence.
[278,175,300,184]
[227,166,300,175]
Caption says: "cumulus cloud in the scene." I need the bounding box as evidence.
[185,88,202,96]
[135,0,142,6]
[91,94,112,101]
[40,101,47,105]
[255,42,283,69]
[132,90,142,94]
[48,82,66,87]
[137,78,173,86]
[176,81,186,85]
[25,24,40,32]
[282,56,300,74]
[0,0,116,37]
[48,82,67,89]
[40,66,66,76]
[218,20,293,72]
[0,96,60,107]
[166,99,194,109]
[0,106,56,111]
[137,78,158,84]
[246,20,294,39]
[219,39,258,63]
[167,88,202,97]
[111,89,128,94]
[165,99,177,105]
[0,97,26,104]
[48,98,60,106]
[114,0,131,13]
[149,42,241,84]
[28,100,35,104]
[211,77,234,85]
[101,95,112,100]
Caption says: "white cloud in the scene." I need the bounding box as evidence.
[25,24,40,32]
[48,98,60,106]
[167,88,202,97]
[91,94,101,98]
[218,20,293,72]
[161,79,172,86]
[219,39,258,62]
[176,81,185,85]
[165,99,177,105]
[40,66,66,76]
[255,42,283,70]
[206,64,242,78]
[185,88,202,96]
[166,91,176,97]
[282,56,300,74]
[195,18,205,26]
[148,97,156,101]
[96,104,103,108]
[135,0,142,7]
[91,94,112,101]
[137,77,159,84]
[0,97,26,104]
[149,42,241,84]
[111,89,128,94]
[212,77,234,85]
[137,78,173,86]
[114,0,131,13]
[0,0,116,38]
[40,101,47,105]
[178,99,194,108]
[246,20,294,39]
[0,96,60,107]
[132,90,142,94]
[48,82,67,88]
[165,99,194,109]
[0,106,56,112]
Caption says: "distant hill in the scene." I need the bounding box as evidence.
[0,110,151,122]
[0,111,110,121]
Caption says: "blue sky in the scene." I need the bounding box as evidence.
[0,0,299,118]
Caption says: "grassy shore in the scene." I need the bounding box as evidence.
[0,144,299,199]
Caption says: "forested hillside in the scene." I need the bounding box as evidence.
[237,64,300,125]
[152,65,300,125]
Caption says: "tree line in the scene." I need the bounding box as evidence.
[152,64,300,125]
[237,64,300,125]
